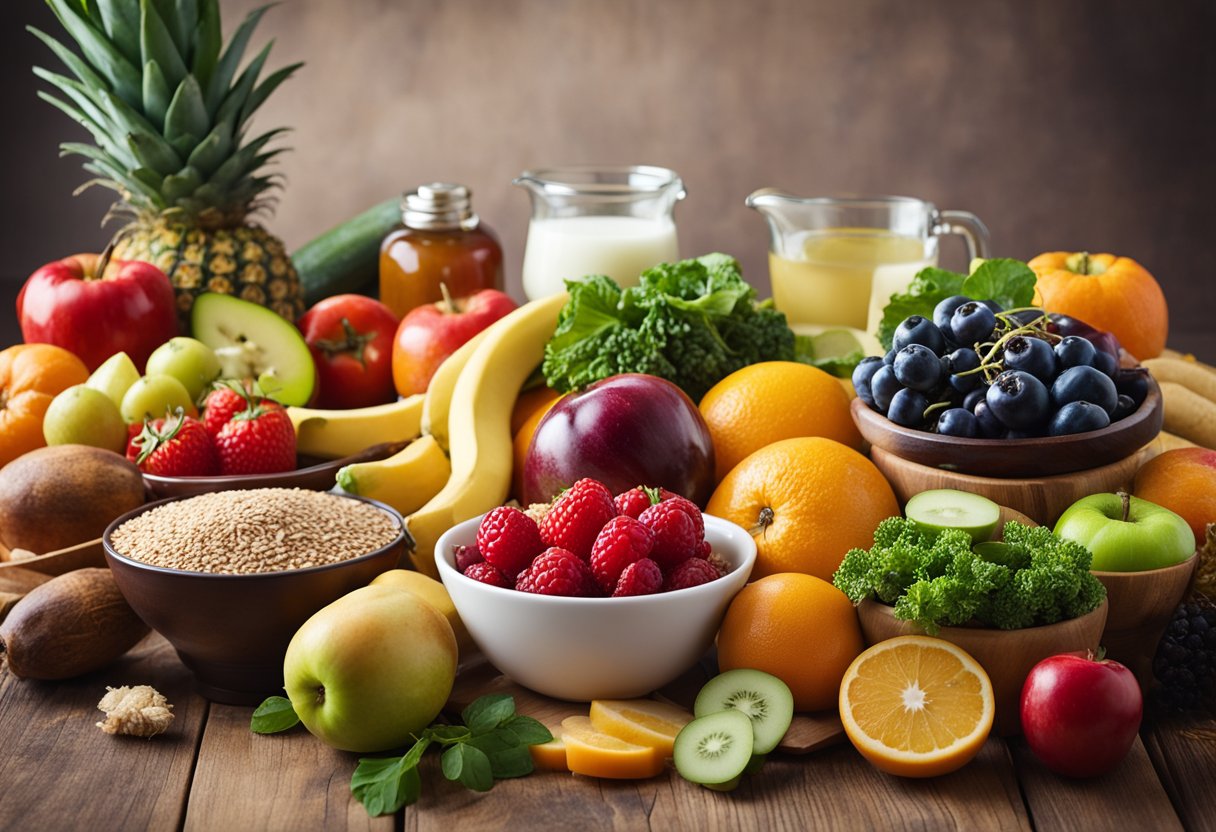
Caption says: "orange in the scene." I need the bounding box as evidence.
[699,361,862,482]
[511,390,565,501]
[529,737,568,771]
[1133,447,1216,547]
[839,636,994,778]
[559,716,666,779]
[0,343,90,468]
[589,698,693,758]
[511,385,564,436]
[706,436,898,581]
[716,572,864,712]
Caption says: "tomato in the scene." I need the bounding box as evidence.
[298,295,399,409]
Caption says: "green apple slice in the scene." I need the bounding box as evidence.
[906,489,1001,544]
[190,293,315,406]
[86,351,141,408]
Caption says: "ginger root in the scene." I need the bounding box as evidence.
[96,685,174,737]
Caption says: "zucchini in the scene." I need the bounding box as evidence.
[292,197,402,304]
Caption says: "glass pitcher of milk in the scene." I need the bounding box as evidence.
[514,166,685,300]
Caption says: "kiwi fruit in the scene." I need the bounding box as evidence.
[694,668,794,755]
[905,488,1001,543]
[673,709,753,787]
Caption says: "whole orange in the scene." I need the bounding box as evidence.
[717,572,864,712]
[511,385,564,436]
[1133,447,1216,547]
[706,436,898,581]
[1028,252,1168,361]
[511,390,565,501]
[0,343,90,468]
[699,361,862,483]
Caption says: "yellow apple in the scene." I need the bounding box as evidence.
[370,569,474,655]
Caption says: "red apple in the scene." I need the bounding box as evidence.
[1020,651,1143,778]
[522,373,716,507]
[17,253,179,371]
[391,288,517,396]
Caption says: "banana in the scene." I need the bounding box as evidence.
[420,328,490,452]
[336,434,451,516]
[286,394,424,459]
[407,293,568,576]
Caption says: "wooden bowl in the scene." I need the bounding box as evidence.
[1093,552,1198,693]
[858,598,1108,736]
[850,377,1162,477]
[142,440,407,499]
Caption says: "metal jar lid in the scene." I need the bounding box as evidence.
[402,183,479,231]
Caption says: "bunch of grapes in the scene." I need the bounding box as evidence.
[852,296,1149,438]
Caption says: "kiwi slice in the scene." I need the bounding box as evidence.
[905,489,1001,544]
[693,668,794,755]
[673,709,753,787]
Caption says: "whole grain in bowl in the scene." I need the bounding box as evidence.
[108,489,400,574]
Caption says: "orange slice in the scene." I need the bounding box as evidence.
[529,736,568,771]
[589,699,694,758]
[560,716,666,779]
[839,636,994,778]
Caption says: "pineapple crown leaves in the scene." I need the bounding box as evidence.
[30,0,302,226]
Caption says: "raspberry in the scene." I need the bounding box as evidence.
[696,540,712,559]
[476,506,545,579]
[463,561,511,588]
[539,478,617,560]
[664,557,723,591]
[454,544,483,572]
[614,487,655,519]
[639,499,701,572]
[521,547,598,596]
[590,515,655,594]
[613,558,663,596]
[662,495,705,540]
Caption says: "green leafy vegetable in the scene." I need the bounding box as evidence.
[833,517,1105,634]
[875,258,1038,350]
[542,253,796,401]
[249,696,300,734]
[793,330,866,378]
[347,695,552,817]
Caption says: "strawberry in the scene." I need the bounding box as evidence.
[664,557,722,591]
[539,478,618,560]
[589,515,655,594]
[126,409,219,477]
[518,547,598,597]
[202,384,249,437]
[214,399,297,475]
[463,561,512,588]
[613,558,663,596]
[476,506,544,579]
[639,499,701,572]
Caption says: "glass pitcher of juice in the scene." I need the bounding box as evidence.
[513,165,686,300]
[745,192,990,334]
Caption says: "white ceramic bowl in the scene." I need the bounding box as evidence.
[435,513,757,701]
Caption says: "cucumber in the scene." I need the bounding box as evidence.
[292,197,402,305]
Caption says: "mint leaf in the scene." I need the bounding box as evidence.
[961,258,1036,311]
[462,694,516,735]
[250,696,300,734]
[876,267,965,349]
[351,755,418,816]
[459,744,495,791]
[427,724,472,744]
[480,742,535,779]
[501,715,553,746]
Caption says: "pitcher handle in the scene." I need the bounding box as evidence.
[934,210,991,261]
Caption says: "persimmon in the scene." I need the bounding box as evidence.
[1029,252,1168,361]
[0,343,90,468]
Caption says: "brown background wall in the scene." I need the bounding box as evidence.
[1,0,1213,352]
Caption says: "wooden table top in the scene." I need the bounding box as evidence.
[2,633,1213,831]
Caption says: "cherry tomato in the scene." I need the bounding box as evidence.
[298,295,399,409]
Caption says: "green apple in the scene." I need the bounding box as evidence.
[120,374,195,424]
[1054,492,1194,572]
[146,337,221,401]
[85,351,141,408]
[283,585,458,753]
[42,385,127,452]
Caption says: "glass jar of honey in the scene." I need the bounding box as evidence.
[379,183,504,318]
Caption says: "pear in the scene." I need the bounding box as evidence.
[85,352,140,408]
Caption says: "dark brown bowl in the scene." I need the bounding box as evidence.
[850,377,1162,477]
[102,492,407,705]
[141,441,408,499]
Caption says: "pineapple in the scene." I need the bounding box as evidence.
[31,0,304,326]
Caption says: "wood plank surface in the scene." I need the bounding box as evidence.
[0,633,207,831]
[184,704,392,832]
[1008,735,1182,832]
[1142,714,1216,832]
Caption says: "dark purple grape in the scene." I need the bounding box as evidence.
[887,388,928,428]
[978,299,1004,314]
[950,302,997,346]
[1047,313,1123,359]
[1002,335,1058,385]
[973,400,1006,438]
[870,365,902,412]
[883,349,897,365]
[933,295,972,341]
[986,370,1049,430]
[892,315,946,355]
[1007,309,1048,327]
[1048,401,1112,436]
[1054,335,1097,370]
[1111,393,1138,421]
[1050,365,1118,414]
[946,348,983,393]
[851,356,883,407]
[893,344,943,392]
[1115,367,1150,407]
[1092,350,1119,379]
[936,408,978,437]
[962,386,987,411]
